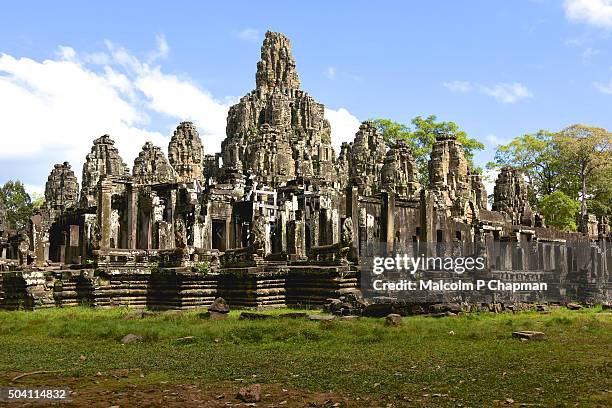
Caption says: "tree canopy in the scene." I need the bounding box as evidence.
[374,115,485,185]
[0,181,34,231]
[488,124,612,231]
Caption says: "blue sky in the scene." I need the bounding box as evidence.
[1,0,611,195]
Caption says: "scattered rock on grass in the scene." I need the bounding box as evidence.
[567,303,582,310]
[201,297,230,320]
[175,336,196,344]
[308,314,335,321]
[239,312,276,320]
[385,313,402,326]
[121,333,142,344]
[278,312,308,319]
[512,331,545,341]
[209,297,230,313]
[237,383,261,403]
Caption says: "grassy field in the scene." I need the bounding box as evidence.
[0,306,610,407]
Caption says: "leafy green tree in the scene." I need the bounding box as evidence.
[555,124,612,221]
[538,191,580,231]
[486,130,580,205]
[30,192,45,211]
[0,181,33,230]
[374,115,484,185]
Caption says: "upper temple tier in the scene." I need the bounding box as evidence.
[221,31,335,187]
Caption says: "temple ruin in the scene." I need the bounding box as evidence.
[0,31,609,310]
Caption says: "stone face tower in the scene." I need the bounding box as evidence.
[133,142,177,185]
[221,31,335,186]
[255,32,301,93]
[168,122,205,184]
[381,140,421,199]
[45,162,79,212]
[80,135,129,207]
[349,121,387,196]
[493,166,534,225]
[427,132,486,219]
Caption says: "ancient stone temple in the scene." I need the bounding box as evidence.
[350,121,387,196]
[0,31,609,310]
[381,140,421,199]
[168,122,205,184]
[221,31,335,187]
[45,162,79,212]
[80,135,130,207]
[133,142,177,185]
[492,166,535,226]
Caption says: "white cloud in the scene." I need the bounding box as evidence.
[481,82,534,104]
[0,36,363,189]
[324,107,361,152]
[147,34,169,62]
[486,134,510,146]
[0,37,231,186]
[443,80,473,92]
[482,169,499,205]
[135,69,230,150]
[233,28,260,42]
[594,78,612,93]
[564,0,612,29]
[325,66,336,79]
[582,47,601,59]
[443,80,533,103]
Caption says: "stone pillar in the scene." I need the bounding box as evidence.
[310,210,319,248]
[98,178,113,250]
[225,218,232,251]
[288,211,306,260]
[382,191,395,254]
[347,186,360,258]
[331,209,339,244]
[127,184,138,249]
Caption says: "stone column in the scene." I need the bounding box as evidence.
[126,184,138,249]
[382,191,395,254]
[98,178,113,250]
[347,186,360,258]
[225,218,232,251]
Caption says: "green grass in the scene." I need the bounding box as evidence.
[0,307,610,406]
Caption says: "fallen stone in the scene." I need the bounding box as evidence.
[239,312,275,320]
[278,312,308,319]
[602,303,611,310]
[308,314,335,321]
[385,313,402,326]
[536,304,549,312]
[140,311,158,318]
[237,383,261,403]
[199,311,228,320]
[423,312,448,318]
[362,303,394,318]
[567,303,582,310]
[430,303,462,314]
[208,297,230,314]
[121,333,142,344]
[175,336,196,344]
[512,331,546,341]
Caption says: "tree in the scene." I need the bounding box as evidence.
[486,130,577,206]
[0,181,33,230]
[538,191,580,231]
[30,192,45,211]
[374,115,485,185]
[555,124,612,223]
